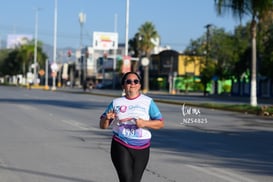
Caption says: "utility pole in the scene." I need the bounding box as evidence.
[79,12,86,86]
[203,24,212,95]
[205,24,212,65]
[33,7,41,85]
[52,0,58,90]
[45,59,49,90]
[113,13,118,89]
[125,0,129,56]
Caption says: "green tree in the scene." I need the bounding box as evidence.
[215,0,273,106]
[18,40,47,72]
[17,44,35,76]
[0,49,10,76]
[232,24,251,78]
[185,27,217,95]
[257,10,273,80]
[128,35,140,58]
[261,23,273,80]
[0,41,47,80]
[185,25,252,95]
[137,21,159,57]
[132,21,159,92]
[1,49,21,75]
[184,37,213,95]
[209,28,236,79]
[128,22,160,62]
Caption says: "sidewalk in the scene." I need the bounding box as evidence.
[27,85,272,117]
[28,83,272,106]
[52,86,273,106]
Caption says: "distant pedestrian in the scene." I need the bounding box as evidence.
[99,71,164,182]
[83,80,88,92]
[17,77,20,86]
[28,79,33,89]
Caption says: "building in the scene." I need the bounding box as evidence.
[149,50,203,92]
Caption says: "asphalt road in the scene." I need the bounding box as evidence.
[0,86,273,182]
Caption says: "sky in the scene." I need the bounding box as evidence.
[0,0,247,52]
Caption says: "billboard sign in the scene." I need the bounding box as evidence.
[7,34,33,49]
[93,32,118,50]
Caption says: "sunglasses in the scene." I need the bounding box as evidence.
[125,79,140,85]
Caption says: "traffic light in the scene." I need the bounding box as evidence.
[67,49,72,57]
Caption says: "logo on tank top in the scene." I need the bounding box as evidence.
[119,105,127,113]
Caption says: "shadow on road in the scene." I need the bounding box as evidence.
[0,165,95,182]
[0,98,106,110]
[151,128,273,176]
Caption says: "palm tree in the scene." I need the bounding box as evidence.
[215,0,273,106]
[17,44,34,78]
[137,21,159,92]
[137,21,159,56]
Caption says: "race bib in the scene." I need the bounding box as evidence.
[118,123,142,138]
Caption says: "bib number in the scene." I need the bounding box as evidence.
[118,124,142,138]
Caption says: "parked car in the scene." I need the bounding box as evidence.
[95,81,113,89]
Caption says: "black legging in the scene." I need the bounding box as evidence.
[111,139,150,182]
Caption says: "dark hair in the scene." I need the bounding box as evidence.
[121,72,142,85]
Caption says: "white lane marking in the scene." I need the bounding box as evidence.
[61,119,101,132]
[15,104,37,111]
[61,119,88,130]
[186,164,257,182]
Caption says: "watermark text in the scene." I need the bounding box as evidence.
[180,103,208,125]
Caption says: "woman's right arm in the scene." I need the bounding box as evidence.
[100,117,111,129]
[100,102,114,129]
[100,109,116,129]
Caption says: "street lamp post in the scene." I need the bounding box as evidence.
[44,59,49,90]
[205,24,212,64]
[52,0,58,90]
[79,12,86,49]
[125,0,129,56]
[113,13,118,89]
[79,12,86,86]
[203,24,212,95]
[33,7,41,85]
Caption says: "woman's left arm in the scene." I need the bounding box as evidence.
[136,119,164,129]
